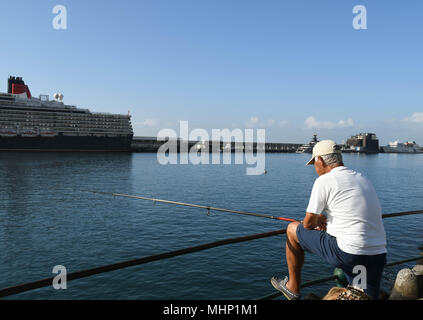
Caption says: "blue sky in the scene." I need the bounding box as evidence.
[0,0,422,144]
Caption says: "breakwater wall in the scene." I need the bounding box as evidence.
[131,136,302,153]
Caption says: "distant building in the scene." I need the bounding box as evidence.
[344,133,379,153]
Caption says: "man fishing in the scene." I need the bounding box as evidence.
[271,140,387,300]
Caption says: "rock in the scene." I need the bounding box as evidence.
[389,268,420,300]
[412,264,423,298]
[412,264,423,276]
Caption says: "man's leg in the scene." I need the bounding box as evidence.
[272,222,340,299]
[285,221,303,295]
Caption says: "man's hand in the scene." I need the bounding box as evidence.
[315,214,327,231]
[303,212,326,230]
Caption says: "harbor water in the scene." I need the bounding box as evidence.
[0,152,422,299]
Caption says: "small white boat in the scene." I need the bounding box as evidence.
[296,134,319,153]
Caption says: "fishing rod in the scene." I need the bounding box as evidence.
[82,190,298,223]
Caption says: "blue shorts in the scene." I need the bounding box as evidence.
[296,224,386,299]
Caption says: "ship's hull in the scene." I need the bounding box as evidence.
[0,134,133,152]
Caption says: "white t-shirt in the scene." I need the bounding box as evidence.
[306,166,387,255]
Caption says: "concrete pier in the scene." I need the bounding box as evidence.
[131,136,302,153]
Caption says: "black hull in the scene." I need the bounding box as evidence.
[0,135,133,152]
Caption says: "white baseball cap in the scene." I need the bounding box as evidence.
[306,140,341,166]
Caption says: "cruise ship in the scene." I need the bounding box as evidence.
[380,141,423,153]
[0,76,133,151]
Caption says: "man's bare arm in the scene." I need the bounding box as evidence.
[303,212,327,231]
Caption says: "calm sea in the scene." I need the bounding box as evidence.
[0,152,422,300]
